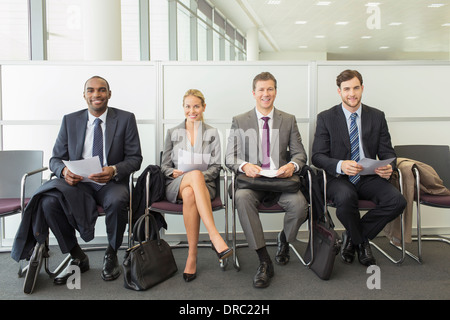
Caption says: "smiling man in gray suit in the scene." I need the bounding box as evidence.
[12,76,142,287]
[312,70,406,266]
[226,72,308,288]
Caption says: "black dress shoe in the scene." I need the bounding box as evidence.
[23,242,46,294]
[340,232,355,264]
[275,232,290,265]
[211,244,233,260]
[356,241,377,266]
[101,252,121,281]
[54,255,90,285]
[253,262,274,289]
[183,272,197,282]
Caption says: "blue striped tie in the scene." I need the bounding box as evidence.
[92,118,103,190]
[349,113,360,184]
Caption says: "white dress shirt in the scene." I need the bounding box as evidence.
[82,109,108,167]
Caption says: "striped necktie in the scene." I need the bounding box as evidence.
[349,113,360,184]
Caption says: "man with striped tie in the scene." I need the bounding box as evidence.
[312,70,406,266]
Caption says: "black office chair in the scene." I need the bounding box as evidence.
[229,167,315,271]
[147,167,230,270]
[319,167,407,265]
[394,145,450,262]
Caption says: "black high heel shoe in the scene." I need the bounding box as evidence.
[183,272,197,282]
[211,244,233,260]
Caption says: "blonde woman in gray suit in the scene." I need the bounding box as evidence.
[161,89,232,282]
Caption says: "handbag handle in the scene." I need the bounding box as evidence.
[132,212,161,246]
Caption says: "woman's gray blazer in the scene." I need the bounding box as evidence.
[161,121,221,203]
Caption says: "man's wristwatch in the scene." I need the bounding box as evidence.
[111,165,118,178]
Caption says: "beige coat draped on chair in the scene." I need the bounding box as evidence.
[384,158,450,244]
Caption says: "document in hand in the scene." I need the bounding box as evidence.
[258,170,280,178]
[177,149,210,173]
[62,156,105,185]
[358,157,395,175]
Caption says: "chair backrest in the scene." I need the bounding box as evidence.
[0,150,44,198]
[394,145,450,189]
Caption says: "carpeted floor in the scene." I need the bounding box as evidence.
[1,237,449,304]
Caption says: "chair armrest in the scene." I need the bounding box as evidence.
[20,166,48,211]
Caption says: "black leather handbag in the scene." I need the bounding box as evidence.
[236,173,301,193]
[304,209,341,280]
[123,213,178,291]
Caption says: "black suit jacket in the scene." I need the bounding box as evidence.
[312,103,396,178]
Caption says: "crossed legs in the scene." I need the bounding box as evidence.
[178,170,229,275]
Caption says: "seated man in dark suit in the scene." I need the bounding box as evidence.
[12,76,142,284]
[312,69,406,266]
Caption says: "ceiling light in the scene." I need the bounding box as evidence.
[379,46,389,49]
[361,36,372,39]
[315,35,325,38]
[295,21,307,24]
[442,23,450,27]
[316,1,331,6]
[339,46,349,49]
[267,0,281,4]
[405,36,417,40]
[336,21,349,25]
[428,4,445,8]
[366,2,381,6]
[389,22,402,26]
[298,45,308,49]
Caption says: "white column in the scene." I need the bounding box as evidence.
[246,27,259,61]
[82,0,122,60]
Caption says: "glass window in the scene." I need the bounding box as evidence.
[177,4,191,61]
[47,0,140,61]
[46,0,83,60]
[0,0,29,60]
[213,30,222,61]
[198,19,208,61]
[121,0,140,61]
[150,0,169,61]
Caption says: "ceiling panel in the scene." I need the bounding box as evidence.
[209,0,450,60]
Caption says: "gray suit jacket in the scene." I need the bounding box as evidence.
[50,107,142,183]
[225,107,307,173]
[161,121,221,202]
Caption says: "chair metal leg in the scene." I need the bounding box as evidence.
[369,213,406,265]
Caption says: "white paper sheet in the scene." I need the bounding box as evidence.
[258,170,280,178]
[358,157,395,175]
[62,156,105,185]
[177,149,211,173]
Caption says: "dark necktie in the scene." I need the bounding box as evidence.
[261,116,270,169]
[92,118,104,190]
[349,113,360,184]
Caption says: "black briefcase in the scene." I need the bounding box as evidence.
[304,210,341,280]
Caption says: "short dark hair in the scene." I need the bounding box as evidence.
[84,75,110,91]
[336,70,363,88]
[252,72,277,91]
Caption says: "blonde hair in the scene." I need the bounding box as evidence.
[183,89,206,121]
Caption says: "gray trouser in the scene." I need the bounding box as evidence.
[235,189,308,250]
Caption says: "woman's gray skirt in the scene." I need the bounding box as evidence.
[165,175,216,204]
